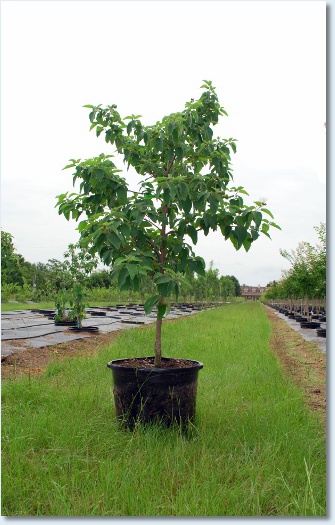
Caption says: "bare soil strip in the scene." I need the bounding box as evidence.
[1,331,122,380]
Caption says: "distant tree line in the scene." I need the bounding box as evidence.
[1,231,241,304]
[264,223,326,303]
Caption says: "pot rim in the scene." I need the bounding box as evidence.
[107,356,203,373]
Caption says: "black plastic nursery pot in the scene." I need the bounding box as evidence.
[107,357,203,430]
[295,316,307,322]
[300,321,321,329]
[69,326,99,333]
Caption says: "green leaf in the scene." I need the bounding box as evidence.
[108,232,121,250]
[194,258,206,276]
[162,187,171,206]
[229,231,239,250]
[127,121,133,135]
[187,225,198,244]
[179,182,188,200]
[175,147,183,160]
[261,208,274,219]
[119,275,131,292]
[181,197,192,214]
[253,211,262,228]
[118,267,129,288]
[203,212,211,228]
[209,195,219,214]
[117,185,127,202]
[157,281,174,297]
[102,249,114,265]
[270,221,281,230]
[119,223,131,237]
[165,300,171,317]
[243,237,252,252]
[154,274,172,284]
[168,182,176,200]
[167,150,175,162]
[144,295,161,315]
[78,220,88,233]
[172,128,179,144]
[251,229,260,241]
[234,226,248,248]
[126,264,137,280]
[113,257,126,267]
[157,302,167,320]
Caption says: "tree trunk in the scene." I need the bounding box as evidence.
[305,294,310,322]
[154,204,168,368]
[154,314,163,367]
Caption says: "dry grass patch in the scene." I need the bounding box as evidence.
[264,306,326,428]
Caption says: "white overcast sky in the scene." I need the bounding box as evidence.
[1,0,326,287]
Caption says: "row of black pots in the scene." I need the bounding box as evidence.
[268,305,326,338]
[274,305,326,317]
[279,310,326,324]
[281,309,325,321]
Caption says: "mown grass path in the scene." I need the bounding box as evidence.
[1,302,326,516]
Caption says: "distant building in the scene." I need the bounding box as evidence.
[241,286,266,301]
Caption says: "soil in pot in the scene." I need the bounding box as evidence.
[107,357,203,430]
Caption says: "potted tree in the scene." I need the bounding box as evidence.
[57,80,279,428]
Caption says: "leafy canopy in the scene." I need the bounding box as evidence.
[57,81,279,319]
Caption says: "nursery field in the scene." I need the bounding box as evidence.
[1,302,326,516]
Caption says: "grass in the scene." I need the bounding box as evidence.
[1,302,326,516]
[1,301,56,311]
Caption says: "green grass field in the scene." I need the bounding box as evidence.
[1,302,326,516]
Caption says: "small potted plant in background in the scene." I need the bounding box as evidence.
[54,287,76,325]
[62,242,98,331]
[57,80,280,428]
[53,260,76,325]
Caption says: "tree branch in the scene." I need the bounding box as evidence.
[146,237,161,259]
[165,154,177,176]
